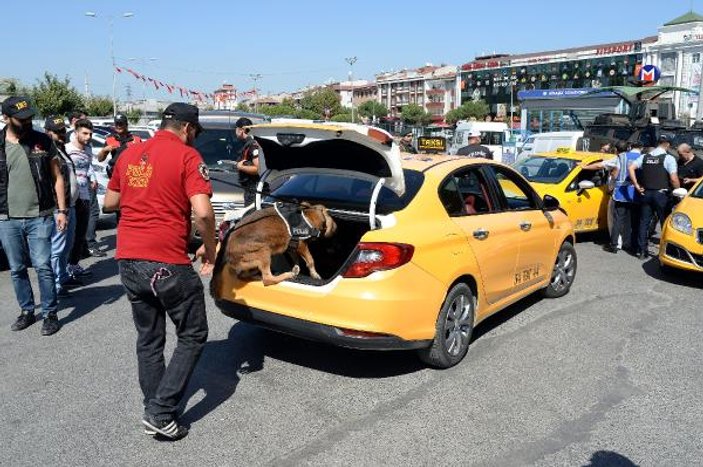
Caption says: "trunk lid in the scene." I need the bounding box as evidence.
[250,123,406,197]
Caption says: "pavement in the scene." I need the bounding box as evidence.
[1,228,702,466]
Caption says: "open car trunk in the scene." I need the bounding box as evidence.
[269,210,373,284]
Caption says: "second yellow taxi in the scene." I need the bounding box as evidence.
[513,149,610,233]
[659,180,703,273]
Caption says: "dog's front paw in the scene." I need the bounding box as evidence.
[310,271,321,280]
[291,265,300,277]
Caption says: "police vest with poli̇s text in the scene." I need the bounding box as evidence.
[106,132,143,178]
[237,136,262,186]
[640,153,670,190]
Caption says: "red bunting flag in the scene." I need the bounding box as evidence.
[115,66,123,73]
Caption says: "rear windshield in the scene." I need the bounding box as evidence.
[513,157,578,184]
[268,170,424,214]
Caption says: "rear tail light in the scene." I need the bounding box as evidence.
[342,242,414,278]
[218,220,231,243]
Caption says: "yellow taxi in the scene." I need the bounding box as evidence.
[211,123,577,369]
[659,180,703,273]
[513,149,610,233]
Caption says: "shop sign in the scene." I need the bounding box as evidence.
[683,33,703,42]
[596,43,634,55]
[417,136,447,153]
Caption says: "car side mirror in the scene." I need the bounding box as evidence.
[543,194,560,211]
[577,180,595,195]
[672,187,688,198]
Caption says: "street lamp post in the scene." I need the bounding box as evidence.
[345,56,357,123]
[85,11,134,116]
[250,73,262,113]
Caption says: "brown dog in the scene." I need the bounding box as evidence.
[222,203,337,286]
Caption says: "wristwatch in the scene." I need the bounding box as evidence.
[56,209,69,215]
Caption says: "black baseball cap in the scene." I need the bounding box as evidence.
[114,113,128,125]
[162,103,202,132]
[2,96,36,119]
[402,129,413,136]
[235,117,253,128]
[44,116,66,132]
[658,134,670,143]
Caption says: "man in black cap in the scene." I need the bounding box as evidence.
[44,116,82,297]
[457,128,493,159]
[399,130,418,154]
[98,113,143,178]
[233,117,264,205]
[628,134,680,259]
[103,102,215,441]
[0,97,67,335]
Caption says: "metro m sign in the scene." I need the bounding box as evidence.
[639,65,660,84]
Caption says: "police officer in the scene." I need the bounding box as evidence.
[457,129,493,159]
[399,130,418,154]
[628,135,680,259]
[97,113,143,178]
[233,117,263,205]
[103,103,215,441]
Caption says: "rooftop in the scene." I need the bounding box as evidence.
[663,11,703,26]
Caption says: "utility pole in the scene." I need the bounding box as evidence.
[250,73,262,113]
[85,11,134,116]
[345,56,357,122]
[84,72,91,98]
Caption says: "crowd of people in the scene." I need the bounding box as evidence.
[583,136,703,258]
[1,96,223,441]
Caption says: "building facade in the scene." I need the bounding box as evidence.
[644,11,703,122]
[376,65,457,122]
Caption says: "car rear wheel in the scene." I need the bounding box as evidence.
[542,241,577,298]
[418,283,475,369]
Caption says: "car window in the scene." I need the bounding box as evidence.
[481,131,504,146]
[484,165,540,211]
[438,168,494,217]
[513,157,578,184]
[567,165,607,191]
[269,170,424,215]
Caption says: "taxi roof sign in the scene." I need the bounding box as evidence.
[555,147,575,154]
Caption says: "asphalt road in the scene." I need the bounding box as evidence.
[1,228,702,466]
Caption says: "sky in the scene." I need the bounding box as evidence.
[2,0,701,102]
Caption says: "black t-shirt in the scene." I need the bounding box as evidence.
[678,155,703,186]
[456,144,493,159]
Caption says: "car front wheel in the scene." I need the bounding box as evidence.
[418,283,475,369]
[542,241,577,298]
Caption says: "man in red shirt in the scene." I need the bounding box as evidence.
[103,102,216,441]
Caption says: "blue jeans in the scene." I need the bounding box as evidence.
[51,207,76,290]
[0,216,58,316]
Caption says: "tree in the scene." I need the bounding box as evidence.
[400,103,432,126]
[357,100,388,120]
[295,109,319,120]
[259,104,298,117]
[126,108,143,124]
[299,87,342,118]
[330,113,352,122]
[84,96,113,116]
[235,102,250,112]
[445,100,489,124]
[30,72,84,117]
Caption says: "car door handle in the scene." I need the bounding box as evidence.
[519,221,532,231]
[473,228,489,240]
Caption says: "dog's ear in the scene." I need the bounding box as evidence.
[300,201,311,208]
[321,207,337,238]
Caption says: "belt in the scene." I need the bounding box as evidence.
[644,188,669,193]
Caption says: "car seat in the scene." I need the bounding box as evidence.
[551,162,570,179]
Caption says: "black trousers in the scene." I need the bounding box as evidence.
[69,199,90,265]
[118,260,208,422]
[637,190,670,254]
[610,201,635,250]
